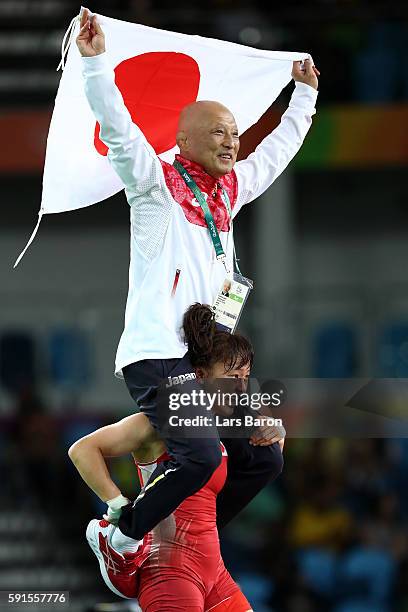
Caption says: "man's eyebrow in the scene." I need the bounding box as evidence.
[211,122,239,130]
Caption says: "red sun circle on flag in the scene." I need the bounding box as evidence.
[94,52,200,156]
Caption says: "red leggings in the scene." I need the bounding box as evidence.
[206,589,252,611]
[138,555,251,611]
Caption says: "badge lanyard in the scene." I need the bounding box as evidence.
[173,160,241,275]
[173,160,253,333]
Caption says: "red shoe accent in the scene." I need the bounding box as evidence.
[99,519,111,528]
[98,533,141,598]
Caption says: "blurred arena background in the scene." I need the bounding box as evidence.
[1,0,408,610]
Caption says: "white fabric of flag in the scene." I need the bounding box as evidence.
[15,8,310,266]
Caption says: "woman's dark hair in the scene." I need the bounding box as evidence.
[182,303,254,372]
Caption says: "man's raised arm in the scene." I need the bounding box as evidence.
[233,59,319,214]
[76,9,163,199]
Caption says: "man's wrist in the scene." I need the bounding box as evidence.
[81,52,110,77]
[294,80,318,93]
[81,50,107,59]
[290,81,319,112]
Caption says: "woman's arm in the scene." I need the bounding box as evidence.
[68,412,156,502]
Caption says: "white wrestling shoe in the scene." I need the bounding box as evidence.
[86,518,143,599]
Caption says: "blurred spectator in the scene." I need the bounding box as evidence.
[10,390,60,508]
[219,434,408,609]
[289,477,352,550]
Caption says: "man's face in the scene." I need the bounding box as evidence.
[177,103,240,178]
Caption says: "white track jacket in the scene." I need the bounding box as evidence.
[82,53,318,376]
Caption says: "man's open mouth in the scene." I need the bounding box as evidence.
[218,154,232,160]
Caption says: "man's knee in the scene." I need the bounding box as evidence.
[222,438,283,480]
[185,441,222,480]
[244,442,284,481]
[203,442,223,472]
[263,443,284,480]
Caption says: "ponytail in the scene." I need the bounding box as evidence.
[182,303,254,373]
[182,303,217,367]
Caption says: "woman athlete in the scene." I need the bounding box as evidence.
[69,304,282,610]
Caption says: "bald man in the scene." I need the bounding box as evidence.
[176,100,240,178]
[76,9,318,565]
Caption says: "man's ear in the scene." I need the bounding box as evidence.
[176,130,188,152]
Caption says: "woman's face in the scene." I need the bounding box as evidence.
[211,360,250,379]
[200,361,251,416]
[204,360,251,392]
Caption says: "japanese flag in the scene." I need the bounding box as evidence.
[15,8,310,266]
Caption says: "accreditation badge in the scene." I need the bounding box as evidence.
[212,273,253,334]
